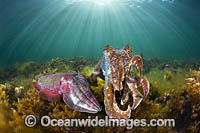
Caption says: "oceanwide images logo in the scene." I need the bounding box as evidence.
[25,115,175,129]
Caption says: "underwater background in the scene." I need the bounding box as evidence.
[0,0,200,133]
[0,0,200,66]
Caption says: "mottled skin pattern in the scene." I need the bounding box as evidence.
[88,45,150,119]
[33,73,101,113]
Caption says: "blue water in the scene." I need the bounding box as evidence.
[0,0,200,66]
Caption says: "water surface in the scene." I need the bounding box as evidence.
[0,0,200,66]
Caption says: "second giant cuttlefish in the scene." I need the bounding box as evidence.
[33,73,102,113]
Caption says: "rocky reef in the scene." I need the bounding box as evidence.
[0,57,199,132]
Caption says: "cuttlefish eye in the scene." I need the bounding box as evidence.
[61,76,73,83]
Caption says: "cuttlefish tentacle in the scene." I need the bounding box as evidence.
[125,65,143,109]
[104,83,131,119]
[139,76,150,98]
[120,86,130,106]
[74,74,102,111]
[129,86,143,110]
[130,55,143,76]
[61,76,100,113]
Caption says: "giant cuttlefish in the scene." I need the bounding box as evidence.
[88,45,150,119]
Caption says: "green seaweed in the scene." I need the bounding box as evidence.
[0,57,199,132]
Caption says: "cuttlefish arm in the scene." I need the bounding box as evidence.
[104,83,131,119]
[130,55,149,98]
[61,74,102,113]
[139,76,150,98]
[130,55,143,77]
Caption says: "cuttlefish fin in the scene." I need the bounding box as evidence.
[32,80,62,102]
[39,88,62,102]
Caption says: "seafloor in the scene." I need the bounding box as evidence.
[0,57,199,132]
